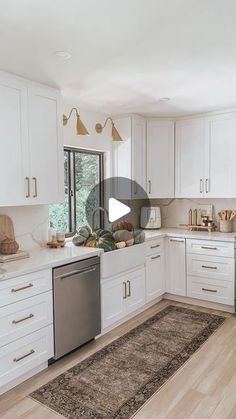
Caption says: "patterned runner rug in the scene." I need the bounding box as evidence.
[30,305,225,418]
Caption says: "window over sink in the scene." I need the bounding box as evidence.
[49,147,104,236]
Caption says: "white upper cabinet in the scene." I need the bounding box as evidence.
[112,116,146,199]
[147,120,174,198]
[0,71,63,207]
[0,74,29,206]
[175,118,206,198]
[205,113,236,198]
[28,86,64,204]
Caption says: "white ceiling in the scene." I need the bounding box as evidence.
[1,0,236,116]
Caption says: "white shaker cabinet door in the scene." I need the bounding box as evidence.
[101,276,125,329]
[146,253,165,302]
[0,74,29,206]
[175,118,206,198]
[131,116,146,199]
[166,238,186,296]
[206,113,236,198]
[28,86,64,204]
[147,120,174,198]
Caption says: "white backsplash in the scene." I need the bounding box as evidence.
[0,206,49,250]
[138,198,236,231]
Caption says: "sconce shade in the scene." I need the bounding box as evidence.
[95,117,122,141]
[63,108,89,135]
[76,116,89,135]
[112,124,122,141]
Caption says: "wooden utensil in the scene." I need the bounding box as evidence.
[221,210,227,221]
[230,210,236,221]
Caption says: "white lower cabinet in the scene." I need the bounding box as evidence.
[101,266,145,329]
[146,253,164,302]
[0,270,54,395]
[166,238,186,296]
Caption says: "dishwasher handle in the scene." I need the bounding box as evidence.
[58,266,97,280]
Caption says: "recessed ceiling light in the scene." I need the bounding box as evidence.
[55,51,72,60]
[159,97,170,102]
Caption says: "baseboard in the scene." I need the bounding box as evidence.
[164,293,235,313]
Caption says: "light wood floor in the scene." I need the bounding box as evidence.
[0,299,236,419]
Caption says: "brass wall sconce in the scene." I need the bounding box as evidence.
[95,117,123,141]
[63,108,89,135]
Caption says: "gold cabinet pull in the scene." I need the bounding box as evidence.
[11,283,33,293]
[148,180,151,194]
[151,255,160,260]
[12,313,34,324]
[201,246,217,250]
[127,280,131,297]
[32,177,38,198]
[13,349,35,363]
[150,244,160,249]
[123,281,127,299]
[202,265,217,270]
[202,287,217,293]
[200,178,203,193]
[205,178,209,193]
[25,177,30,198]
[170,239,185,243]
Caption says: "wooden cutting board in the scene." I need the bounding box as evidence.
[0,214,15,242]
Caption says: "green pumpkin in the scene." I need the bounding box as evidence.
[86,229,116,252]
[133,229,145,244]
[72,225,92,246]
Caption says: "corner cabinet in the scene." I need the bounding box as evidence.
[146,120,174,198]
[0,71,64,207]
[112,115,146,199]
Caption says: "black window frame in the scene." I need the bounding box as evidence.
[64,146,104,237]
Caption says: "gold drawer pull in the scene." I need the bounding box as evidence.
[201,246,218,250]
[151,255,161,260]
[13,349,35,363]
[123,282,127,299]
[12,313,34,324]
[150,244,160,249]
[11,283,33,293]
[127,280,131,297]
[170,239,185,243]
[202,288,217,293]
[202,265,217,270]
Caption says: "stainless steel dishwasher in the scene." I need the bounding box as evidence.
[52,256,101,360]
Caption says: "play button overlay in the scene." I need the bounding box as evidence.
[108,198,131,222]
[85,176,151,229]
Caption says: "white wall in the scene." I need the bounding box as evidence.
[0,105,111,250]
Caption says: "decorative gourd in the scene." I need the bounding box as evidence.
[115,241,126,249]
[72,225,91,246]
[113,229,133,243]
[112,221,134,232]
[126,238,134,247]
[85,229,116,252]
[133,229,145,244]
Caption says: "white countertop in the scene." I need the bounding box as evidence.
[0,243,103,281]
[0,228,235,281]
[143,227,236,243]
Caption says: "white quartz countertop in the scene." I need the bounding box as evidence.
[0,243,103,281]
[143,227,236,243]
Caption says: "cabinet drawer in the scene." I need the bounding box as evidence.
[187,254,234,282]
[0,291,53,348]
[0,269,52,307]
[0,325,53,389]
[145,238,163,256]
[187,275,234,306]
[186,239,234,258]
